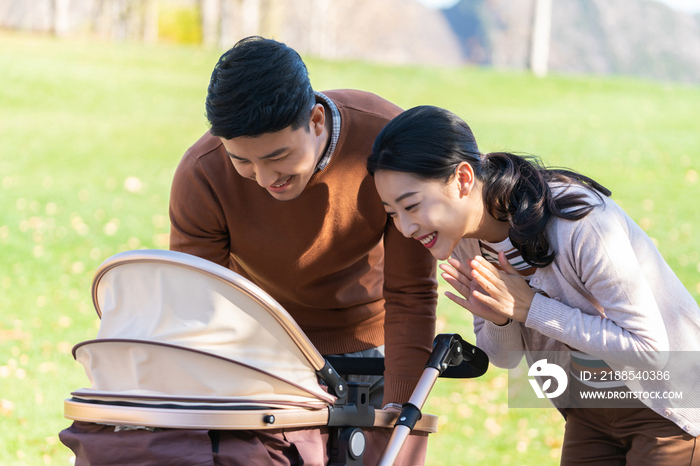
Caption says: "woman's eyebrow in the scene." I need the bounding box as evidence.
[395,192,418,203]
[381,192,418,206]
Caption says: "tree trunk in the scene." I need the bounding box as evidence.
[53,0,70,36]
[240,0,260,38]
[201,0,220,46]
[530,0,552,77]
[91,0,110,39]
[259,0,286,39]
[219,0,239,49]
[143,0,158,43]
[110,0,127,41]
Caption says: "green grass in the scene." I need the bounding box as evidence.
[0,31,698,465]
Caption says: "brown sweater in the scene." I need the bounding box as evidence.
[169,89,437,404]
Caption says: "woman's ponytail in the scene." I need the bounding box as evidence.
[481,152,611,267]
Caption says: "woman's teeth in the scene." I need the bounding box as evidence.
[420,232,437,245]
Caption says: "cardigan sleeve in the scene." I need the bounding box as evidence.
[473,317,526,369]
[381,220,438,404]
[525,203,670,369]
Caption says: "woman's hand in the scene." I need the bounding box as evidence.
[468,252,535,323]
[440,257,511,325]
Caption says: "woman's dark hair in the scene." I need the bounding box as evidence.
[367,105,612,268]
[205,36,316,139]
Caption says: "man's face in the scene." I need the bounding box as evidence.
[221,104,327,201]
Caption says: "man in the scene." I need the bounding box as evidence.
[169,36,437,464]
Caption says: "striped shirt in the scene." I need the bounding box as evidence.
[478,237,537,280]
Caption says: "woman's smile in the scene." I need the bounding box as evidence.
[416,232,438,248]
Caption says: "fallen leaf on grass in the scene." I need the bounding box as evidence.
[0,329,31,342]
[1,398,14,416]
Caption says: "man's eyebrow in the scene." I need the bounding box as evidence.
[381,192,418,206]
[225,148,290,161]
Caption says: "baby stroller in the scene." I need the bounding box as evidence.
[60,249,488,465]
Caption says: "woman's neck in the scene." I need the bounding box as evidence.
[480,216,510,243]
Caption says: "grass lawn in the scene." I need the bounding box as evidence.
[0,31,698,466]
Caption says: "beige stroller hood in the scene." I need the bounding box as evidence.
[71,249,336,409]
[62,250,490,464]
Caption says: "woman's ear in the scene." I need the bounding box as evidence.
[455,162,475,198]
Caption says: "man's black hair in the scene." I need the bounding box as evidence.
[205,36,316,139]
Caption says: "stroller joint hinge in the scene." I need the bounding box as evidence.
[317,360,348,404]
[328,382,375,427]
[425,334,467,374]
[395,403,422,431]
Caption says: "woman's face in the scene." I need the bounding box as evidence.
[374,165,481,261]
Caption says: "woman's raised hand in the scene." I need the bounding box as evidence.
[467,252,535,323]
[439,257,511,325]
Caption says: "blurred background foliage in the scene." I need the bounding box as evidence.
[2,0,700,82]
[157,2,201,44]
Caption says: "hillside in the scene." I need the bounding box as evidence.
[2,0,699,82]
[443,0,700,83]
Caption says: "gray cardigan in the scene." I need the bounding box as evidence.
[453,185,700,436]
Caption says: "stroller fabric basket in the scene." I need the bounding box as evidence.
[61,249,488,466]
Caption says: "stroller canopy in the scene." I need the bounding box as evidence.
[72,249,335,408]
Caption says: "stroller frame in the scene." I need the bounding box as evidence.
[62,250,488,466]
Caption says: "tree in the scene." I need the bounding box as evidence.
[53,0,70,36]
[143,0,158,43]
[201,0,220,46]
[218,0,263,49]
[530,0,552,77]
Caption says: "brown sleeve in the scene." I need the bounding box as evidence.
[168,151,231,268]
[381,219,438,404]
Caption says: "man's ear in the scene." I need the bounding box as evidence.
[455,162,475,198]
[310,103,325,137]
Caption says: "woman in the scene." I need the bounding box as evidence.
[367,105,700,465]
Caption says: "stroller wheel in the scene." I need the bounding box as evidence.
[347,428,366,459]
